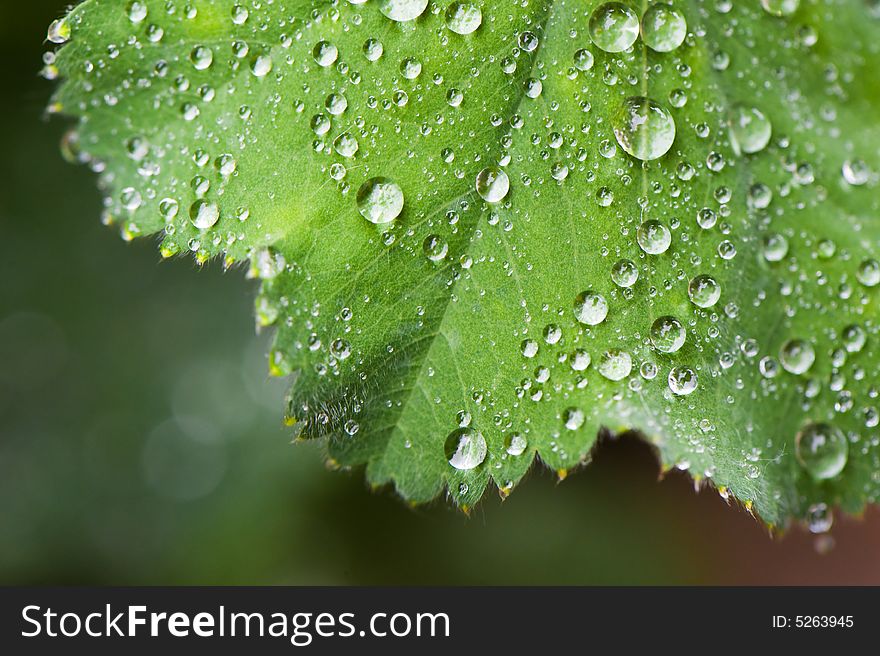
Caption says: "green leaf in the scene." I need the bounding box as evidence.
[48,0,880,527]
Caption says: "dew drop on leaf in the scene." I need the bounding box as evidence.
[760,0,800,17]
[312,40,338,67]
[687,274,721,308]
[728,105,772,155]
[589,2,640,53]
[445,2,482,35]
[189,200,219,230]
[650,316,686,353]
[611,259,639,287]
[573,291,609,326]
[779,339,815,375]
[795,422,848,480]
[597,349,632,381]
[379,0,429,22]
[668,366,698,395]
[505,432,527,457]
[637,219,672,255]
[475,167,510,203]
[641,3,687,53]
[445,428,487,470]
[356,178,404,224]
[613,97,676,161]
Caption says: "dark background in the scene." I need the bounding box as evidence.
[1,0,879,585]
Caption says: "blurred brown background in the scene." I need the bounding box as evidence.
[1,0,878,585]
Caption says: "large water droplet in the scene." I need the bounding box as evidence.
[598,349,632,381]
[475,167,510,203]
[650,316,686,353]
[573,291,609,326]
[641,3,687,52]
[589,2,640,53]
[729,105,772,155]
[637,219,672,254]
[445,2,482,35]
[189,200,220,230]
[760,0,799,17]
[313,40,338,67]
[795,422,848,480]
[688,274,721,308]
[668,366,698,395]
[613,97,676,161]
[356,178,404,224]
[780,339,815,375]
[47,18,71,44]
[445,428,487,470]
[611,259,639,287]
[380,0,429,22]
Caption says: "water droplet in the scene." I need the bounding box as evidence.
[445,2,482,35]
[856,258,880,287]
[127,1,148,23]
[400,56,422,79]
[563,407,585,430]
[611,259,639,287]
[668,366,698,395]
[189,200,219,230]
[231,4,249,24]
[573,48,594,71]
[637,220,672,255]
[641,3,687,52]
[807,503,833,534]
[760,0,799,17]
[363,38,384,61]
[445,428,487,470]
[47,18,71,44]
[518,31,539,52]
[842,324,866,353]
[570,349,591,371]
[313,40,338,67]
[842,159,870,186]
[795,422,848,480]
[190,45,213,70]
[729,105,772,155]
[250,54,273,77]
[573,291,609,326]
[380,0,429,22]
[505,433,527,456]
[333,132,359,158]
[423,234,449,261]
[356,178,404,224]
[325,92,348,115]
[589,2,640,53]
[475,167,510,203]
[780,339,815,375]
[688,274,721,308]
[598,349,632,381]
[650,316,686,353]
[613,97,676,161]
[521,339,539,358]
[762,233,789,262]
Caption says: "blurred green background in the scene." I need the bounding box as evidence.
[2,0,879,586]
